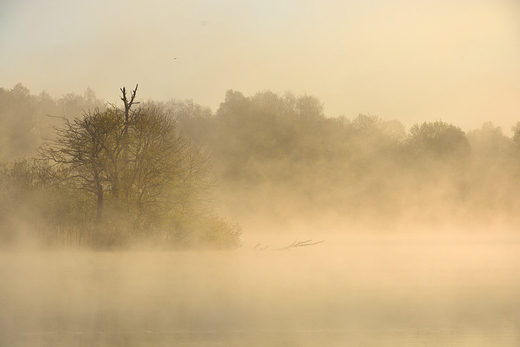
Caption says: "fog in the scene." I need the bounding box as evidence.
[1,0,520,131]
[2,84,520,347]
[2,88,520,346]
[1,235,519,346]
[2,0,520,345]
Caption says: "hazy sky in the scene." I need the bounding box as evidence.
[1,0,519,131]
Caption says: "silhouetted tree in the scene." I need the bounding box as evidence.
[469,122,513,158]
[39,87,240,248]
[408,120,470,158]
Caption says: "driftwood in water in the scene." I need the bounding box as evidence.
[253,239,324,251]
[277,239,324,250]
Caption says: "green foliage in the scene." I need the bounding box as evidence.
[2,84,520,242]
[0,158,94,248]
[0,86,241,249]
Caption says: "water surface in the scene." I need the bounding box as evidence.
[1,234,518,346]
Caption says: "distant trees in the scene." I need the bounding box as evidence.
[469,122,514,158]
[202,90,332,178]
[0,84,39,161]
[511,122,520,148]
[3,84,520,244]
[0,84,104,162]
[407,120,470,158]
[170,90,520,229]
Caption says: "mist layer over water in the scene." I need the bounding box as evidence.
[1,234,519,346]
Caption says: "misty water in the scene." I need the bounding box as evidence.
[1,234,519,347]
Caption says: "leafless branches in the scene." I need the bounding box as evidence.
[39,86,219,238]
[277,239,324,250]
[253,239,324,250]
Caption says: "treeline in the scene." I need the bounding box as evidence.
[169,90,520,231]
[1,84,519,249]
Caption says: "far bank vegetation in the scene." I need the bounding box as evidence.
[1,84,520,249]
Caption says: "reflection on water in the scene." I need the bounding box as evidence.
[0,234,519,346]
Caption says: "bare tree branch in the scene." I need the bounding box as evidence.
[276,239,324,250]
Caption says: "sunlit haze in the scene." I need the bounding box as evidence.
[1,0,519,131]
[1,1,520,346]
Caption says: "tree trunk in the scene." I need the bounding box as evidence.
[119,84,138,206]
[95,179,103,224]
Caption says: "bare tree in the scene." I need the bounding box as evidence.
[39,86,223,245]
[40,110,120,223]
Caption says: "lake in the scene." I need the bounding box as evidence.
[1,233,519,346]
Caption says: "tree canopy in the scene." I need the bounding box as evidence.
[1,85,241,249]
[1,84,520,248]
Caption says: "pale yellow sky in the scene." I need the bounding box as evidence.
[1,0,519,132]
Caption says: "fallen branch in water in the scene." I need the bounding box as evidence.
[276,239,324,250]
[253,239,324,251]
[252,243,269,250]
